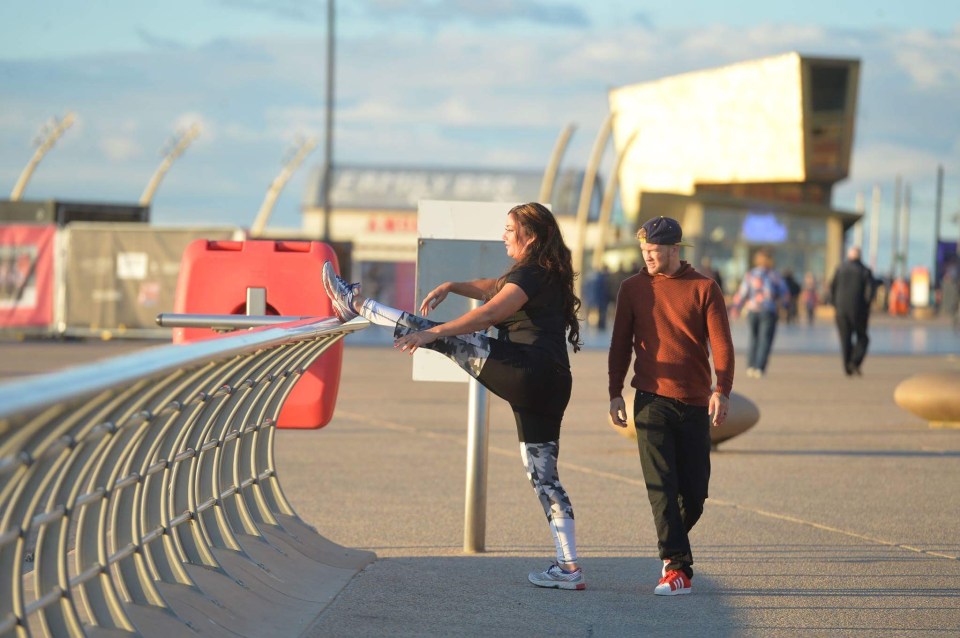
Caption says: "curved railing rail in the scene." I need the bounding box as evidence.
[0,316,371,637]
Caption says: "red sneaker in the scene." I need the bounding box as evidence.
[654,569,692,596]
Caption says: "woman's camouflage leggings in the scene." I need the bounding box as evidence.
[520,440,577,564]
[359,299,578,564]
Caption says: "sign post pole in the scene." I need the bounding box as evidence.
[463,299,490,553]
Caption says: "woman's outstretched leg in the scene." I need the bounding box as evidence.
[322,262,491,377]
[359,297,491,377]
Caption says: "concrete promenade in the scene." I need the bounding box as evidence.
[2,316,960,636]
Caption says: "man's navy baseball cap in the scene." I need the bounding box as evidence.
[636,216,693,247]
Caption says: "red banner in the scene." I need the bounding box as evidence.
[0,224,55,328]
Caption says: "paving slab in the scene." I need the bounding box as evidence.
[280,335,960,638]
[2,316,959,637]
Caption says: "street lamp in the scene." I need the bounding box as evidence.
[591,127,638,273]
[140,123,201,206]
[250,136,319,237]
[539,123,576,204]
[10,112,76,200]
[571,113,613,298]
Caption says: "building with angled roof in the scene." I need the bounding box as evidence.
[609,51,862,292]
[290,52,863,307]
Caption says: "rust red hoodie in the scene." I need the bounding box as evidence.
[608,261,734,406]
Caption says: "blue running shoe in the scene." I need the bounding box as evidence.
[321,261,361,322]
[527,564,586,590]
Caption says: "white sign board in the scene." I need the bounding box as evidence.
[116,252,149,280]
[412,200,516,382]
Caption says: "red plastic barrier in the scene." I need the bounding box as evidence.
[173,240,344,429]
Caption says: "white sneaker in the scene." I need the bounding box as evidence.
[321,261,361,322]
[527,564,586,590]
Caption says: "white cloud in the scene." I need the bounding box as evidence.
[0,111,33,132]
[99,136,143,161]
[669,24,825,60]
[2,18,958,232]
[263,107,324,140]
[433,97,479,125]
[892,30,960,89]
[848,142,944,185]
[220,122,272,144]
[339,98,406,124]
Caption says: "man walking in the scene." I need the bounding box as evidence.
[829,246,876,376]
[608,216,735,596]
[729,249,790,378]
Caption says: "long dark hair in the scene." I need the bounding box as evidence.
[497,202,582,352]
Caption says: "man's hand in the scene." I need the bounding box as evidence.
[709,391,729,427]
[609,397,628,428]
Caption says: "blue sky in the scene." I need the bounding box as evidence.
[1,0,959,274]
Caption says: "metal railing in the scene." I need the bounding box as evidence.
[0,316,370,637]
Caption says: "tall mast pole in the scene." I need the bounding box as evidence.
[321,0,336,242]
[10,112,76,200]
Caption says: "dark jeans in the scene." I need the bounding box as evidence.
[835,312,870,373]
[747,311,778,371]
[633,391,711,578]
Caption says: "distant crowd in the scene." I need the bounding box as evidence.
[584,252,960,332]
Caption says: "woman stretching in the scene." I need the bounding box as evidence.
[322,202,585,590]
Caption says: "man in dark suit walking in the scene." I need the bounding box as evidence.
[830,246,876,376]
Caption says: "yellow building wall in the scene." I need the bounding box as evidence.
[610,52,808,221]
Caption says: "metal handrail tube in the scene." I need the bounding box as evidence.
[155,313,314,329]
[0,316,366,426]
